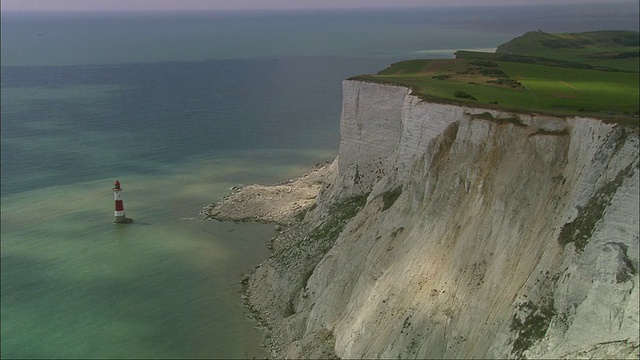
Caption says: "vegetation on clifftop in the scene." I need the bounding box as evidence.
[352,30,639,123]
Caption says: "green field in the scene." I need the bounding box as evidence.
[354,31,639,124]
[497,30,640,72]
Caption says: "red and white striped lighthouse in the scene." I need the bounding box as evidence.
[113,180,133,224]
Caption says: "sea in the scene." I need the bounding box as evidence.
[1,3,638,358]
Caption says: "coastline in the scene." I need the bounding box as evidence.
[201,160,333,225]
[197,74,640,358]
[200,160,336,357]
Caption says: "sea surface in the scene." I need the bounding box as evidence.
[1,3,638,358]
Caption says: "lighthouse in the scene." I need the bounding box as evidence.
[113,180,133,224]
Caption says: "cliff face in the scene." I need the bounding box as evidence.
[248,80,639,359]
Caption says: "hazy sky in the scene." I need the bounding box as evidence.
[0,0,635,12]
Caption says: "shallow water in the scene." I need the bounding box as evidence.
[0,52,378,358]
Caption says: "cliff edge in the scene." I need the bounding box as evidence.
[227,80,639,359]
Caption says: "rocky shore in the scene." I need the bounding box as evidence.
[200,160,337,357]
[201,161,333,225]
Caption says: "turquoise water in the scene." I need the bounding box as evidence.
[1,4,638,359]
[0,153,325,358]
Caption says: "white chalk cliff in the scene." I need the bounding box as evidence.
[247,80,639,359]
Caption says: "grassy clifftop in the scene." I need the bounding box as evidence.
[497,30,639,72]
[353,31,639,124]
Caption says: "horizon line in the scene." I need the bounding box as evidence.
[1,1,637,14]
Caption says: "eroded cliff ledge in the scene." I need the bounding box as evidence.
[219,80,639,359]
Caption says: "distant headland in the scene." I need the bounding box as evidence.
[353,30,640,124]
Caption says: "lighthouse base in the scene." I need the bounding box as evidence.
[114,215,133,224]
